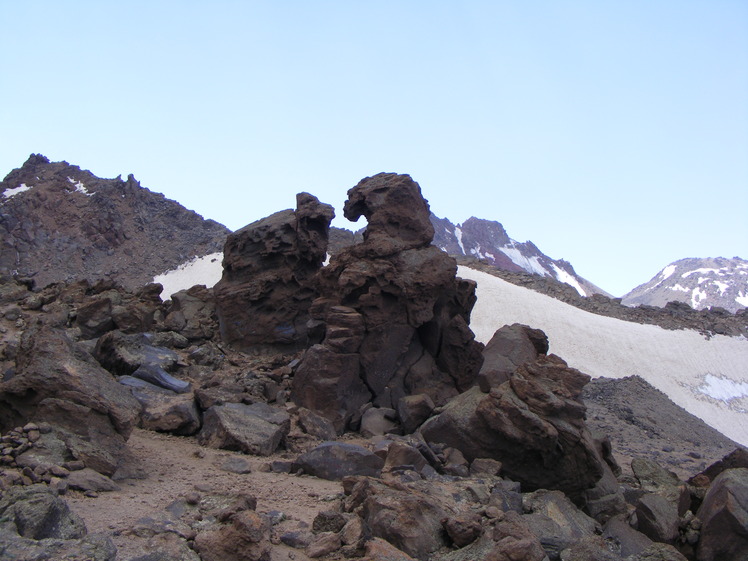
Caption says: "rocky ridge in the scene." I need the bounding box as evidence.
[430,214,608,298]
[461,259,748,339]
[0,170,746,560]
[0,154,229,291]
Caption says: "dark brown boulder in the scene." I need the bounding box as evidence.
[214,192,334,350]
[292,442,384,480]
[420,353,605,501]
[696,467,748,561]
[478,323,549,391]
[292,174,483,432]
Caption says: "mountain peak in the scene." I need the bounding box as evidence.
[430,213,608,297]
[622,256,748,313]
[1,155,229,290]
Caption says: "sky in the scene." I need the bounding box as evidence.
[1,1,746,297]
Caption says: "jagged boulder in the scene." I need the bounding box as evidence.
[214,192,334,350]
[342,476,457,559]
[163,284,218,341]
[0,325,138,475]
[477,323,548,391]
[696,467,748,561]
[120,376,201,435]
[522,489,600,559]
[421,353,605,501]
[292,174,484,432]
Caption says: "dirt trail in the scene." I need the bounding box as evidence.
[66,428,343,560]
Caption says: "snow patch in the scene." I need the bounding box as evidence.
[153,252,223,300]
[714,281,729,295]
[500,245,548,276]
[2,183,32,199]
[651,264,677,289]
[454,227,466,255]
[67,176,94,196]
[698,374,748,403]
[691,287,708,308]
[671,284,690,292]
[550,263,586,296]
[682,267,725,278]
[737,292,748,306]
[660,264,677,280]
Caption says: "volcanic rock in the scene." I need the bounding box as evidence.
[0,484,86,540]
[214,192,334,350]
[421,352,605,501]
[292,174,484,432]
[477,323,548,391]
[696,467,748,561]
[0,325,138,475]
[522,489,600,559]
[197,402,290,457]
[163,284,218,341]
[293,442,384,481]
[122,376,201,435]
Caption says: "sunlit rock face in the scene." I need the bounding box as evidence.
[292,173,484,432]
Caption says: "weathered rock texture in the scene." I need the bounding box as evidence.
[0,325,138,475]
[696,468,748,561]
[292,173,484,432]
[214,192,334,350]
[421,353,605,501]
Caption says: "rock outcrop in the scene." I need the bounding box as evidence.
[292,173,484,432]
[214,192,334,350]
[0,325,138,475]
[421,352,605,501]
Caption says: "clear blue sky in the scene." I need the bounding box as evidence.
[2,1,746,296]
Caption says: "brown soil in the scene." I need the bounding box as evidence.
[66,428,343,561]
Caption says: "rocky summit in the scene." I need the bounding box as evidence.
[0,154,228,291]
[0,162,746,561]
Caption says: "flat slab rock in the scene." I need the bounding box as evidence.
[197,402,290,457]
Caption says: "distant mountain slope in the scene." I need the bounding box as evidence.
[461,265,748,448]
[431,214,608,297]
[0,154,229,290]
[622,257,748,313]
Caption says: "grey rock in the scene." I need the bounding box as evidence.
[0,484,86,540]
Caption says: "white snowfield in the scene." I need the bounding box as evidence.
[460,266,748,447]
[153,257,748,446]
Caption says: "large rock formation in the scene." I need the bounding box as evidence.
[420,352,605,501]
[213,192,334,350]
[291,173,484,432]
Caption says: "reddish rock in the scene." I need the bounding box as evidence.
[214,192,334,350]
[292,174,483,432]
[421,353,605,501]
